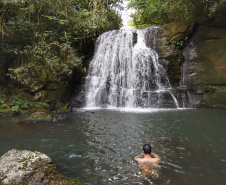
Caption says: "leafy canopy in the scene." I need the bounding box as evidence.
[128,0,226,28]
[0,0,122,86]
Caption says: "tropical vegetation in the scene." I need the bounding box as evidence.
[128,0,226,28]
[0,0,122,114]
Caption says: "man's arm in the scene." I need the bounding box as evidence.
[134,153,143,161]
[151,152,160,164]
[151,153,160,159]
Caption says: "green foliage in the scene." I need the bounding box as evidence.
[36,101,50,110]
[166,36,188,49]
[128,0,226,27]
[0,0,122,47]
[11,105,19,112]
[0,92,7,105]
[0,0,122,114]
[128,0,194,27]
[8,95,29,112]
[0,92,30,113]
[9,41,82,85]
[0,0,122,89]
[1,104,9,109]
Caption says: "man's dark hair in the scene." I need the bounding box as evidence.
[143,144,151,154]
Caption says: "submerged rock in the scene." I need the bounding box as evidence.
[28,112,52,122]
[51,114,67,122]
[21,112,67,123]
[0,149,83,185]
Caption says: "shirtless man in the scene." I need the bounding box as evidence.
[134,144,160,177]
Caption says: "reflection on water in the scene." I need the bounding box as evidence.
[0,109,226,185]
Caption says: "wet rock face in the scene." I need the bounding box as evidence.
[0,149,82,185]
[145,27,174,67]
[132,32,138,46]
[182,20,226,108]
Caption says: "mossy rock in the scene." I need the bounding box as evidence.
[54,103,69,113]
[34,90,48,101]
[196,39,226,85]
[0,104,9,109]
[28,112,52,121]
[47,83,65,90]
[178,18,226,108]
[0,149,83,185]
[0,108,13,115]
[189,23,226,86]
[164,19,196,42]
[166,51,184,86]
[20,66,49,93]
[201,91,226,108]
[47,90,65,101]
[48,72,58,82]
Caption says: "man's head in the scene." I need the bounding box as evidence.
[143,144,152,154]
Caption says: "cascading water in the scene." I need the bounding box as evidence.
[84,27,179,108]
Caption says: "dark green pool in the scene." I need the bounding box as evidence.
[0,108,226,185]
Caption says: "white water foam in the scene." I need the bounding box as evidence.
[82,107,191,113]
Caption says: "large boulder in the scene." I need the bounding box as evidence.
[0,149,83,185]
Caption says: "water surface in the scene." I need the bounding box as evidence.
[0,109,226,185]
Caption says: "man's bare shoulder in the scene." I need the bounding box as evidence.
[152,157,160,164]
[134,157,144,163]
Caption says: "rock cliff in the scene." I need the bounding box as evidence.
[181,16,226,108]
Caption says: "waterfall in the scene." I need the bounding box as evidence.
[84,28,179,108]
